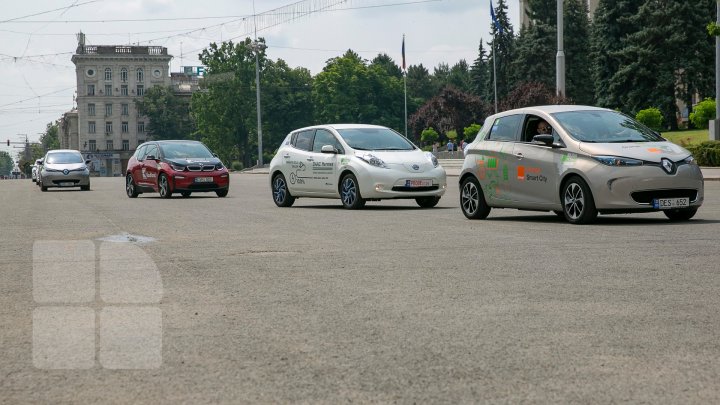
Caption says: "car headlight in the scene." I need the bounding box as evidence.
[215,162,224,170]
[169,162,186,171]
[683,155,697,166]
[425,152,439,168]
[355,152,388,168]
[592,156,643,166]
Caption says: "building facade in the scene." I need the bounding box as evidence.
[61,33,172,176]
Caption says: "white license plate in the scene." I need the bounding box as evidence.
[653,198,689,209]
[405,179,433,187]
[195,177,213,183]
[60,182,74,187]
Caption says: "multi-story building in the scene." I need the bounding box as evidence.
[60,33,171,176]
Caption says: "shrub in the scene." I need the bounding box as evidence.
[635,108,664,131]
[689,98,716,129]
[686,141,720,166]
[446,129,458,141]
[464,123,482,141]
[420,128,439,144]
[231,161,243,171]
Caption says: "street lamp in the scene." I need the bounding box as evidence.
[556,0,565,98]
[250,40,266,167]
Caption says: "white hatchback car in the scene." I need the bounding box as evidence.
[269,124,447,209]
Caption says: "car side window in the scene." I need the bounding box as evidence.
[487,114,523,142]
[135,145,148,161]
[145,145,158,160]
[312,129,343,153]
[293,130,314,152]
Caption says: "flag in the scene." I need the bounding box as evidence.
[490,0,503,35]
[401,35,406,71]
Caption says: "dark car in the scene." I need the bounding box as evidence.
[125,140,230,198]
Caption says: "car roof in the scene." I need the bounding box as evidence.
[493,105,611,117]
[291,124,390,132]
[46,149,81,154]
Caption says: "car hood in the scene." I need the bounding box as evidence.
[357,149,438,171]
[165,157,222,166]
[44,162,87,171]
[578,141,691,163]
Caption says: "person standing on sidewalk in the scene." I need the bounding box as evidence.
[447,140,454,157]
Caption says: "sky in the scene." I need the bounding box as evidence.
[0,0,520,160]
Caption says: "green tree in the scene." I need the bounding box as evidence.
[136,85,195,140]
[192,38,261,166]
[563,0,593,104]
[420,127,439,144]
[464,123,482,140]
[0,151,13,176]
[470,41,490,101]
[406,64,434,119]
[689,98,716,129]
[370,53,403,79]
[39,121,60,154]
[447,60,472,93]
[636,107,664,131]
[487,0,515,108]
[511,23,555,91]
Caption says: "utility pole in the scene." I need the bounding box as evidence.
[714,0,720,140]
[556,0,565,98]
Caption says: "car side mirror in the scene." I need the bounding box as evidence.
[532,134,556,146]
[321,145,338,154]
[85,159,92,165]
[146,155,158,161]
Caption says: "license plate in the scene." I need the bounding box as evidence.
[60,182,74,187]
[405,179,433,187]
[195,177,213,183]
[653,198,689,209]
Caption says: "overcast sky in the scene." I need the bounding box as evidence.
[0,0,519,157]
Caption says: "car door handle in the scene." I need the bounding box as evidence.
[283,154,290,158]
[514,152,524,160]
[306,158,314,162]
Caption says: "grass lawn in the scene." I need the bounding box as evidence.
[661,129,710,146]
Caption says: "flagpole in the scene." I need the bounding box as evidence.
[403,34,408,137]
[493,38,498,114]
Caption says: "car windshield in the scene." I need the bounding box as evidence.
[551,110,664,143]
[46,152,83,164]
[336,127,415,151]
[160,142,213,159]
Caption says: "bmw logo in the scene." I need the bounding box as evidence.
[412,164,420,171]
[63,169,69,175]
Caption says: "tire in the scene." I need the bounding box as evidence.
[416,196,441,208]
[181,191,192,198]
[215,189,228,198]
[41,185,47,192]
[158,173,172,198]
[81,184,90,191]
[553,210,565,218]
[562,176,598,224]
[126,174,139,198]
[340,173,365,209]
[272,173,295,207]
[664,208,697,221]
[460,176,490,219]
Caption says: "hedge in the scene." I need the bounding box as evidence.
[686,141,720,166]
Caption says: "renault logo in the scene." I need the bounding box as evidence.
[661,158,675,174]
[412,164,420,171]
[62,169,69,175]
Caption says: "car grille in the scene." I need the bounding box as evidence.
[630,189,698,204]
[391,185,439,192]
[187,165,216,172]
[51,179,80,185]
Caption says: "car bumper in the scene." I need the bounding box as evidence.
[169,171,230,192]
[41,171,90,187]
[586,164,704,211]
[357,166,447,199]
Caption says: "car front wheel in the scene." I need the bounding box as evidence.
[460,176,490,219]
[272,173,295,207]
[664,207,697,221]
[340,173,365,209]
[416,196,441,208]
[158,174,172,198]
[562,176,597,224]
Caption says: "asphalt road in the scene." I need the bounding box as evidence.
[1,175,720,404]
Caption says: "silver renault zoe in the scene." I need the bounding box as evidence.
[459,105,704,224]
[38,149,91,192]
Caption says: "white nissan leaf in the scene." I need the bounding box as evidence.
[269,124,447,209]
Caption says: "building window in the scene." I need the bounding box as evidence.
[122,140,129,151]
[121,68,128,82]
[89,140,96,151]
[137,122,145,133]
[87,84,95,96]
[121,84,128,96]
[104,68,112,81]
[121,121,129,133]
[105,103,112,116]
[106,140,113,151]
[105,84,112,96]
[88,121,96,134]
[105,121,113,134]
[136,68,144,82]
[121,103,129,116]
[136,85,144,96]
[88,103,95,116]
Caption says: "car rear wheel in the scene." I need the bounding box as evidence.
[272,173,295,207]
[126,174,139,198]
[215,189,228,198]
[562,176,597,224]
[460,176,490,219]
[158,174,172,199]
[181,191,192,198]
[41,185,47,192]
[664,207,697,221]
[416,196,441,208]
[81,184,90,191]
[340,173,365,209]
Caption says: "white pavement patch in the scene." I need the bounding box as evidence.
[32,240,163,369]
